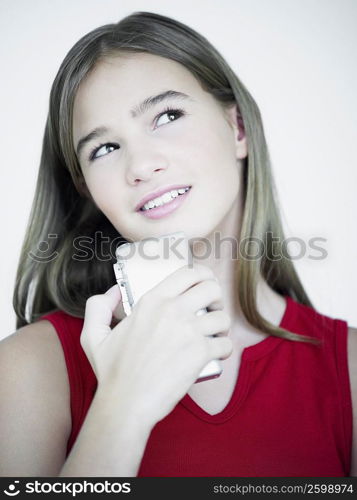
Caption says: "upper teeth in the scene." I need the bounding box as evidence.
[141,187,190,211]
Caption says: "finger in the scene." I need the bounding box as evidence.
[82,284,122,347]
[105,283,122,300]
[207,336,233,360]
[152,263,217,301]
[177,279,223,314]
[194,310,232,337]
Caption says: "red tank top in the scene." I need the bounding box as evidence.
[40,296,352,476]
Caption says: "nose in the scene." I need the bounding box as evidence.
[125,145,169,185]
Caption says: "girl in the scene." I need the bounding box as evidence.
[1,11,356,477]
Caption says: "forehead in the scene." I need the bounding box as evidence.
[83,52,200,90]
[72,53,205,135]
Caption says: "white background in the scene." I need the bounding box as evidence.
[0,0,356,339]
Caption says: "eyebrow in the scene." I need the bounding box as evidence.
[76,90,193,158]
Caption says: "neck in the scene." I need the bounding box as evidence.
[189,198,286,345]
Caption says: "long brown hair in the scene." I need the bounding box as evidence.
[13,11,320,345]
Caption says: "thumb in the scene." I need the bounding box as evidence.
[105,283,123,303]
[82,284,122,346]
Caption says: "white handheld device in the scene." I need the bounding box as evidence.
[113,231,222,383]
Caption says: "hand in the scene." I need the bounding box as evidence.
[80,264,233,426]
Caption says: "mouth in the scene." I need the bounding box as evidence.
[138,186,192,220]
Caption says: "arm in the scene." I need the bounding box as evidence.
[347,326,357,476]
[0,321,153,477]
[0,321,71,476]
[1,266,231,476]
[58,383,152,477]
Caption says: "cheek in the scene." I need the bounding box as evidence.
[83,166,119,201]
[188,122,242,206]
[82,170,129,226]
[184,119,237,173]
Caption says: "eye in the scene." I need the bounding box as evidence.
[89,142,119,161]
[87,107,185,162]
[155,107,185,128]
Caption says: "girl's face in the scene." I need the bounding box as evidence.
[72,52,247,242]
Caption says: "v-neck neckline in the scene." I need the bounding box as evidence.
[179,295,294,423]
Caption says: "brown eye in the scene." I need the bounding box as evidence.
[155,108,185,128]
[89,143,119,161]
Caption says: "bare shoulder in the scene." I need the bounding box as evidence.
[1,319,70,392]
[347,326,357,476]
[3,318,62,349]
[0,319,71,413]
[0,320,71,476]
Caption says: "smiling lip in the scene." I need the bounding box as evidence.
[138,187,192,220]
[135,184,192,211]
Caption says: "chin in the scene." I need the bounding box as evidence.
[120,209,219,243]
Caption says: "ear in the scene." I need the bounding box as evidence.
[224,104,248,160]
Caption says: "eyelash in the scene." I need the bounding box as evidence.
[88,106,186,162]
